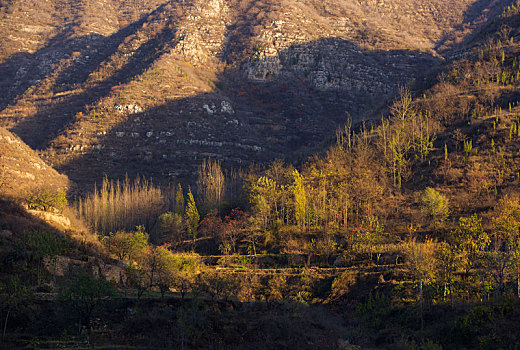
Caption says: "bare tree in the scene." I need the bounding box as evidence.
[197,159,225,215]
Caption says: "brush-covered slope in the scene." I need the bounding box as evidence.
[0,126,69,198]
[0,0,512,187]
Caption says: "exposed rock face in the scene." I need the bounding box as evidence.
[50,255,127,283]
[0,0,511,187]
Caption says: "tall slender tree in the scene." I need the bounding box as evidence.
[185,187,200,249]
[293,169,307,231]
[175,183,185,217]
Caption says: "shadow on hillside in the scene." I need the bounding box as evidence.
[0,3,176,149]
[0,197,67,238]
[462,0,511,25]
[53,36,442,189]
[435,0,512,53]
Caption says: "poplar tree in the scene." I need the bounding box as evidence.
[197,159,225,214]
[293,169,307,231]
[185,187,200,248]
[175,183,185,216]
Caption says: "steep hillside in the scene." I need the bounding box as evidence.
[0,0,512,188]
[0,126,69,199]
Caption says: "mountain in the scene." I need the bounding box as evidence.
[0,0,512,188]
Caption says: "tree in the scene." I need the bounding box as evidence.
[60,275,116,334]
[249,176,278,230]
[450,214,489,279]
[25,230,68,285]
[391,85,415,121]
[198,271,239,301]
[145,245,175,298]
[388,128,412,188]
[267,274,287,301]
[1,276,27,342]
[170,252,202,299]
[26,188,68,213]
[175,183,185,217]
[154,211,185,245]
[197,159,225,214]
[0,161,7,193]
[435,241,458,302]
[491,195,520,296]
[198,209,223,239]
[219,208,248,255]
[353,215,385,262]
[292,169,307,231]
[102,226,148,261]
[125,263,148,299]
[421,187,449,226]
[185,187,200,248]
[76,175,167,235]
[403,237,437,331]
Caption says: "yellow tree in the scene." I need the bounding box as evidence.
[435,241,458,302]
[249,176,278,230]
[449,214,489,299]
[421,187,449,228]
[293,169,307,231]
[450,214,489,276]
[403,237,437,331]
[492,195,520,297]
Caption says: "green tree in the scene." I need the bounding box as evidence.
[435,241,458,302]
[25,231,67,285]
[171,252,202,299]
[26,188,68,213]
[421,187,449,226]
[249,176,278,230]
[185,187,200,248]
[354,215,385,262]
[154,211,185,245]
[125,262,148,299]
[102,226,148,261]
[59,275,116,334]
[175,183,185,217]
[1,276,28,341]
